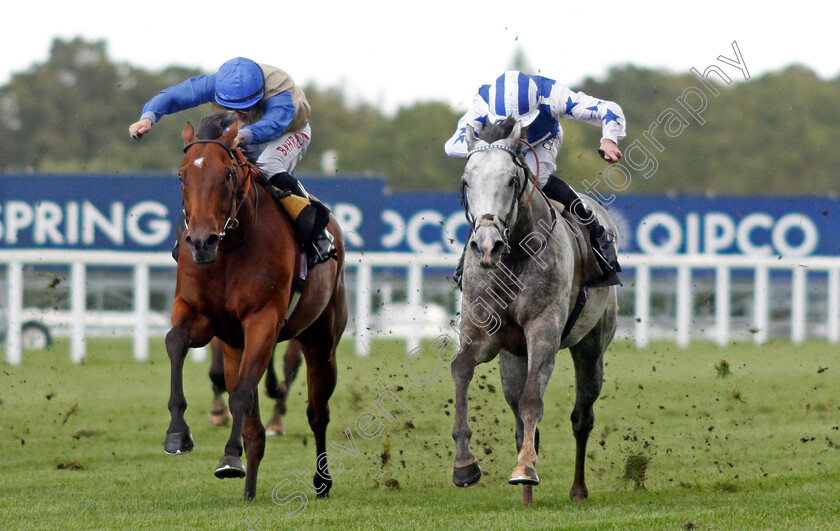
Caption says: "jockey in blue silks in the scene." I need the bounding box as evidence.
[129,57,334,265]
[445,71,626,287]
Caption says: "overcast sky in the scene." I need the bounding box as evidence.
[2,1,837,114]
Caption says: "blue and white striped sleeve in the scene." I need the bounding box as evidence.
[547,84,626,144]
[444,94,490,158]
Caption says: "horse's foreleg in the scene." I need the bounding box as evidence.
[499,350,540,455]
[164,304,212,455]
[509,333,559,487]
[164,325,194,455]
[216,319,277,481]
[451,345,482,488]
[568,339,606,502]
[243,390,266,500]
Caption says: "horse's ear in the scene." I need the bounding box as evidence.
[222,121,239,148]
[506,120,522,149]
[182,122,196,146]
[465,125,478,151]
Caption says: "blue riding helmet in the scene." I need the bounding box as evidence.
[487,71,540,126]
[214,57,265,109]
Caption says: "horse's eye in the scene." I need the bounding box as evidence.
[508,177,517,187]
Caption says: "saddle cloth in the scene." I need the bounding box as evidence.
[549,201,604,287]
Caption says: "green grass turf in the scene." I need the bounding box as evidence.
[1,338,838,530]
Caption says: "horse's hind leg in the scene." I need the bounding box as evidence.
[297,322,339,498]
[209,338,231,426]
[243,390,266,500]
[265,340,304,436]
[567,317,611,502]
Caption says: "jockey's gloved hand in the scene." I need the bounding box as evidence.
[129,118,153,140]
[598,139,621,163]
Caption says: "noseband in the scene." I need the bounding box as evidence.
[460,144,530,252]
[182,139,259,246]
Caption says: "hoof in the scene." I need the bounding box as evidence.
[215,455,246,479]
[164,430,195,455]
[569,484,589,502]
[508,465,539,486]
[208,412,231,427]
[265,420,285,436]
[314,473,332,498]
[209,397,230,426]
[453,461,482,488]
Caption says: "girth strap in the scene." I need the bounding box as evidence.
[561,285,588,341]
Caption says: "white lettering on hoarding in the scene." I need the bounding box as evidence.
[772,214,818,256]
[331,203,364,248]
[82,201,124,245]
[637,211,819,256]
[127,202,170,246]
[637,212,683,254]
[704,212,735,254]
[0,200,172,248]
[406,210,444,253]
[380,210,405,249]
[3,201,34,244]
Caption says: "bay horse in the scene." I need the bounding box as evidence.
[164,112,347,501]
[451,118,619,506]
[208,337,303,437]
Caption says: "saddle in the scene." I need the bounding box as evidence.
[550,202,605,287]
[546,201,605,341]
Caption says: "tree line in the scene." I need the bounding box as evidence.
[1,37,837,196]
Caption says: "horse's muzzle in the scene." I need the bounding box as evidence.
[470,225,505,269]
[185,231,221,264]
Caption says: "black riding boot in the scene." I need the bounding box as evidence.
[268,172,336,267]
[452,245,466,289]
[171,211,187,261]
[542,175,621,287]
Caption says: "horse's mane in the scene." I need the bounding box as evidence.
[194,111,273,188]
[197,111,237,140]
[477,117,536,184]
[478,116,518,143]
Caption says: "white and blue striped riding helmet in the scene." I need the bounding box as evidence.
[486,71,540,126]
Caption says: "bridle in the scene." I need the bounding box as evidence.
[460,141,556,253]
[182,139,260,248]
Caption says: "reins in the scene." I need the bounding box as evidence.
[182,139,260,249]
[518,139,539,208]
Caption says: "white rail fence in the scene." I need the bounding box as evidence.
[2,250,839,365]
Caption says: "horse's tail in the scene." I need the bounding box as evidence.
[264,351,283,400]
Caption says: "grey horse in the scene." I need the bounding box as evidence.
[451,118,619,505]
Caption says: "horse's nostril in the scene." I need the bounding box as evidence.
[492,240,505,254]
[206,234,220,247]
[469,240,479,253]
